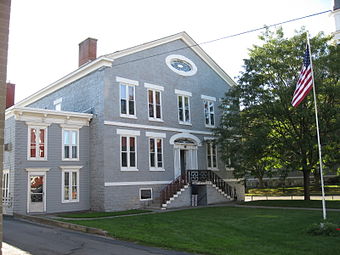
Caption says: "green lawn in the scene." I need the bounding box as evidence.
[62,206,340,255]
[57,209,151,218]
[239,200,340,209]
[247,185,340,196]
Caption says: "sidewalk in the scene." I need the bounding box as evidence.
[245,195,340,202]
[234,204,340,212]
[2,242,32,255]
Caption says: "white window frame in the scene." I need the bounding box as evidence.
[119,131,139,171]
[203,100,215,127]
[207,141,218,170]
[165,55,198,76]
[61,166,81,203]
[54,97,62,111]
[27,125,48,161]
[202,95,216,128]
[62,128,80,161]
[147,89,163,122]
[2,169,10,203]
[148,137,164,171]
[139,188,153,201]
[117,77,139,119]
[175,90,192,125]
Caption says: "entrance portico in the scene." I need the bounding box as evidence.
[169,133,201,179]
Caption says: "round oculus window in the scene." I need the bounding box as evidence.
[171,59,192,72]
[166,55,197,76]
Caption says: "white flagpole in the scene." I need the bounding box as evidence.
[307,32,327,220]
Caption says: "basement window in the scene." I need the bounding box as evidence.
[140,188,152,201]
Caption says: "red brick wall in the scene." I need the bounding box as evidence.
[0,0,12,252]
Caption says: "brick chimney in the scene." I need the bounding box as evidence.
[78,38,97,67]
[6,82,15,108]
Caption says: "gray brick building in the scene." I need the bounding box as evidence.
[3,32,244,215]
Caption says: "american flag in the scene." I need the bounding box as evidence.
[291,45,313,107]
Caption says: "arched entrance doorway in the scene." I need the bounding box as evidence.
[169,133,201,178]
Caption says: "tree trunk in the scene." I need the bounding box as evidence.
[313,168,320,187]
[258,176,265,188]
[303,169,311,200]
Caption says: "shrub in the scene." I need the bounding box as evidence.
[307,222,340,236]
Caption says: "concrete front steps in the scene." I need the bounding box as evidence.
[161,182,233,210]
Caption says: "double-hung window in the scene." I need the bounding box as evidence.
[28,126,47,160]
[148,90,162,120]
[202,95,216,127]
[207,141,218,169]
[120,84,135,117]
[61,167,80,203]
[117,129,140,171]
[175,90,192,125]
[149,138,163,170]
[54,98,62,111]
[118,77,139,118]
[145,83,164,121]
[146,132,166,171]
[204,100,215,127]
[121,136,137,170]
[63,129,79,160]
[2,170,9,204]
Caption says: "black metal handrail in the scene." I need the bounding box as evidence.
[187,170,237,199]
[160,170,237,206]
[160,174,187,205]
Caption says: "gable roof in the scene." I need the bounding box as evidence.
[11,32,236,110]
[105,31,236,86]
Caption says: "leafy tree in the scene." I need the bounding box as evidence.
[216,28,340,199]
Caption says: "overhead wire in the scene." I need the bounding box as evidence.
[109,9,332,68]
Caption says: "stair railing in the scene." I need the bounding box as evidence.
[187,170,237,199]
[160,174,187,205]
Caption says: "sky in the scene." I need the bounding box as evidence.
[7,0,336,103]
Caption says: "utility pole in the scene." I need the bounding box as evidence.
[0,0,12,254]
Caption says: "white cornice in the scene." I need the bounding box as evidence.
[175,89,192,97]
[11,57,113,108]
[106,32,236,86]
[104,120,212,135]
[59,165,83,170]
[104,181,172,186]
[6,107,92,127]
[25,168,50,172]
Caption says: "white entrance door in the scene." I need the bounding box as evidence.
[28,173,46,213]
[174,145,198,178]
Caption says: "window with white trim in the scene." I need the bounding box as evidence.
[121,136,137,170]
[177,95,191,124]
[140,188,152,201]
[204,100,215,127]
[207,141,218,169]
[2,170,9,203]
[54,98,62,111]
[28,127,47,160]
[120,84,136,117]
[62,169,79,203]
[148,89,162,120]
[63,129,79,160]
[149,138,163,170]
